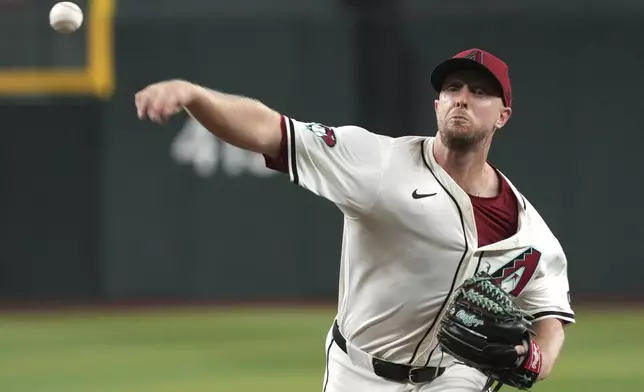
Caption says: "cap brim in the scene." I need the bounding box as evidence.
[430,58,503,99]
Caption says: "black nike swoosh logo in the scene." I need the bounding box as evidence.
[412,189,437,199]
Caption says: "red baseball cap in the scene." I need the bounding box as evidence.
[430,48,512,108]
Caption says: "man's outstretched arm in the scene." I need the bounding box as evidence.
[135,79,283,159]
[135,78,386,215]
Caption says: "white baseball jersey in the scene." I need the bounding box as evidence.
[276,115,575,368]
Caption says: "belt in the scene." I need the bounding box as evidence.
[332,321,445,384]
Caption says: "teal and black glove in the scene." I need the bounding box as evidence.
[437,272,543,392]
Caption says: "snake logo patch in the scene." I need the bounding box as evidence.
[490,247,541,297]
[304,123,337,147]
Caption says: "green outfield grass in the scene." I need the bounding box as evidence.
[0,306,642,392]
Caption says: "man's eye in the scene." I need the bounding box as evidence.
[445,85,460,92]
[472,88,486,95]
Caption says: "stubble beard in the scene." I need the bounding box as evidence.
[438,124,490,153]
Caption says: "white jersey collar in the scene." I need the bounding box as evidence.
[422,137,534,252]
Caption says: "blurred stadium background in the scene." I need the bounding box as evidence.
[1,0,643,391]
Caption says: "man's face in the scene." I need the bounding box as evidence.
[434,69,512,151]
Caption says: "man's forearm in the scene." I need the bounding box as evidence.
[184,84,283,157]
[532,318,566,380]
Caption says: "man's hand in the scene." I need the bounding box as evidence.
[135,80,200,124]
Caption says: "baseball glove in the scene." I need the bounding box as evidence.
[437,272,542,392]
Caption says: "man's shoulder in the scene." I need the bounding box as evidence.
[502,175,564,253]
[326,123,428,145]
[378,134,430,153]
[336,128,429,155]
[390,134,430,144]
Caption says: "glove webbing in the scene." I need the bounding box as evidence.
[458,276,532,322]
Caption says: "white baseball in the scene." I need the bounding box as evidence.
[49,2,84,34]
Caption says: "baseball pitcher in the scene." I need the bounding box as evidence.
[134,48,575,392]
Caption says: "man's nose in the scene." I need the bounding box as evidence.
[454,87,470,108]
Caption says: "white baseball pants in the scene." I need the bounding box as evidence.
[321,327,491,392]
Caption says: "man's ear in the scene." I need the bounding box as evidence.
[496,106,512,129]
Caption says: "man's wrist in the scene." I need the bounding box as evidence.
[522,338,543,376]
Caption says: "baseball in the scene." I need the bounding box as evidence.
[49,2,83,34]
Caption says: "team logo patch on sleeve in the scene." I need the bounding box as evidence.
[491,247,542,297]
[304,123,337,147]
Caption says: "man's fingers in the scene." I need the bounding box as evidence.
[515,344,527,356]
[135,82,186,123]
[134,90,147,119]
[151,99,181,124]
[135,86,162,121]
[148,91,169,123]
[136,91,156,121]
[137,101,148,120]
[154,92,184,123]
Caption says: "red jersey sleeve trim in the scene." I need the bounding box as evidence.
[263,115,289,174]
